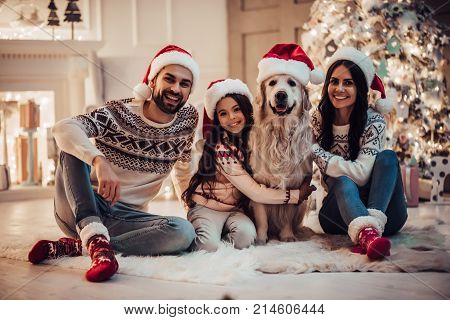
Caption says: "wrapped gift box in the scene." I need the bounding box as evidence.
[20,100,40,129]
[400,164,419,207]
[418,178,432,200]
[429,156,450,204]
[16,135,40,184]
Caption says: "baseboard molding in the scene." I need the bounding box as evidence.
[0,186,55,202]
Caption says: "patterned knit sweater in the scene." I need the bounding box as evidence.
[192,138,301,212]
[310,107,386,187]
[52,99,198,209]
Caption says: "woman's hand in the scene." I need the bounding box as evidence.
[93,155,121,205]
[297,181,316,204]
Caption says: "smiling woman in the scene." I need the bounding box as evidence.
[310,47,407,261]
[327,65,357,125]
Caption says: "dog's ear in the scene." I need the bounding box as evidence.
[301,85,312,112]
[255,83,265,109]
[254,82,267,122]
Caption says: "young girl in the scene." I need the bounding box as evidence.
[310,47,408,260]
[182,79,314,252]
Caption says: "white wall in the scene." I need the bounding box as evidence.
[98,0,228,106]
[0,0,101,41]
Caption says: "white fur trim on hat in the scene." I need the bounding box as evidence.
[257,57,311,85]
[133,83,151,101]
[327,47,375,88]
[79,222,110,248]
[204,79,253,119]
[348,209,387,243]
[148,50,200,90]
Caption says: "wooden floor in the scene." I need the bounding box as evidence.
[0,198,449,300]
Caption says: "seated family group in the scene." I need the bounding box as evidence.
[28,43,408,282]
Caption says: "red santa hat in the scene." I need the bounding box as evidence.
[204,79,253,120]
[327,47,393,114]
[257,43,324,86]
[133,45,200,102]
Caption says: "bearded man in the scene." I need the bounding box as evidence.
[28,45,199,282]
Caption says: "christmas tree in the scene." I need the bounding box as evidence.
[47,0,60,39]
[302,0,449,178]
[64,0,82,40]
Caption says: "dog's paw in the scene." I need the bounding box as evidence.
[279,226,297,242]
[256,232,268,245]
[256,238,268,246]
[280,235,297,242]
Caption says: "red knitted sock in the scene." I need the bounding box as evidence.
[358,227,391,260]
[85,235,118,282]
[28,237,82,264]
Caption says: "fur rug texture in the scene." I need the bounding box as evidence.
[1,212,449,285]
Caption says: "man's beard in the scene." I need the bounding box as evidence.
[152,89,185,115]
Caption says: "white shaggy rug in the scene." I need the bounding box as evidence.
[1,212,449,285]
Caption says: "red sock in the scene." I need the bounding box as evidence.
[28,237,82,264]
[85,235,118,282]
[358,227,391,260]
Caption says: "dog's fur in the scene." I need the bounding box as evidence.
[249,75,313,242]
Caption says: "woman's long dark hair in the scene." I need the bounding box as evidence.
[182,93,254,209]
[317,60,369,161]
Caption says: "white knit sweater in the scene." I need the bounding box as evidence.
[310,107,386,187]
[52,98,198,210]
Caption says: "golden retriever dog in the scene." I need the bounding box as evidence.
[249,74,313,243]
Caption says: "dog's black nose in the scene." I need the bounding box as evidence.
[275,91,287,102]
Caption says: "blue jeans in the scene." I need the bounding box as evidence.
[319,150,408,236]
[54,151,195,255]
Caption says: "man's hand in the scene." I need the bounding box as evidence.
[92,155,120,205]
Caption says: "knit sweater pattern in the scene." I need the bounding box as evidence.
[310,107,386,187]
[192,138,300,212]
[53,99,198,209]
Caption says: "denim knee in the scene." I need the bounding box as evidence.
[59,150,74,165]
[60,150,90,171]
[169,218,196,252]
[333,176,358,194]
[374,150,398,170]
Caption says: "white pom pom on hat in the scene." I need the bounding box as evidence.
[133,44,200,103]
[133,83,151,101]
[257,43,324,86]
[327,47,394,114]
[310,68,326,85]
